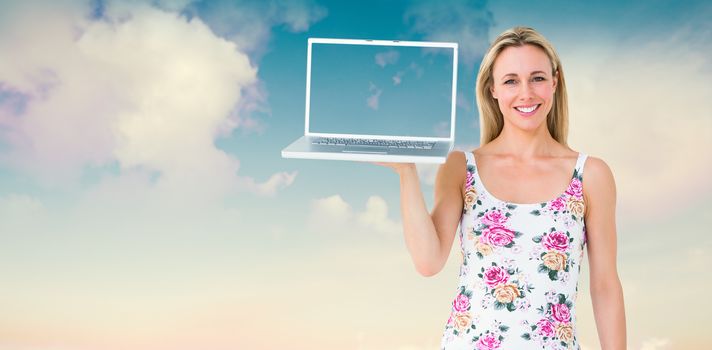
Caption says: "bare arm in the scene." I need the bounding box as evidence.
[375,151,465,276]
[584,156,627,349]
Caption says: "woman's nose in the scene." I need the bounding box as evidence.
[518,81,535,100]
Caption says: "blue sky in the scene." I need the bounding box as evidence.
[308,42,454,137]
[0,0,711,349]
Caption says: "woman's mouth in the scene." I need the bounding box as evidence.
[514,104,540,117]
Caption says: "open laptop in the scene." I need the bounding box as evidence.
[281,37,458,164]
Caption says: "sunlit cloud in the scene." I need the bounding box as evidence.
[1,2,248,190]
[236,170,298,196]
[0,0,308,197]
[308,194,401,236]
[640,337,672,350]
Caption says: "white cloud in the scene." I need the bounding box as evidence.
[0,1,113,185]
[308,195,401,236]
[0,1,300,198]
[81,4,254,191]
[237,171,298,197]
[391,63,423,86]
[308,194,354,232]
[226,79,270,135]
[367,82,382,110]
[357,196,402,235]
[640,337,671,350]
[564,24,712,220]
[404,0,494,69]
[375,50,400,68]
[392,71,404,85]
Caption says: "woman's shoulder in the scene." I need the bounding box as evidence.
[581,154,617,208]
[444,150,468,172]
[582,154,614,180]
[433,151,468,189]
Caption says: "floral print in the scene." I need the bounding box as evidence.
[473,325,509,350]
[520,292,577,348]
[477,263,533,312]
[467,208,524,260]
[532,228,576,281]
[528,169,586,227]
[446,286,477,336]
[463,165,479,214]
[441,152,588,350]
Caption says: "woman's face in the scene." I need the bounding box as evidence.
[490,44,558,133]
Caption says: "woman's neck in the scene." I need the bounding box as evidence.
[487,124,565,159]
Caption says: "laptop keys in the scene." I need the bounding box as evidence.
[312,137,434,149]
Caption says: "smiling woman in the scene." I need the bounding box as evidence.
[375,26,626,350]
[490,45,558,126]
[476,27,569,147]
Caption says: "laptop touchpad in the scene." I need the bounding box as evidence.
[342,145,389,154]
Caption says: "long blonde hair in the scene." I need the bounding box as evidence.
[475,26,569,146]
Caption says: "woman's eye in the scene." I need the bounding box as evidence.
[533,76,546,82]
[504,79,516,84]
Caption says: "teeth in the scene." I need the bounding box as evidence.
[516,105,538,113]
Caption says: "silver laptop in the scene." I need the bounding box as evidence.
[281,38,458,164]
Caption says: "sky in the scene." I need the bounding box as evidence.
[308,42,454,137]
[0,0,710,349]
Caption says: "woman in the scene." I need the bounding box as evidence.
[375,27,626,349]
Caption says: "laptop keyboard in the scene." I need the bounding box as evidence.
[312,137,435,149]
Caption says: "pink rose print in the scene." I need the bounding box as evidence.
[453,293,471,312]
[482,210,508,226]
[549,196,566,211]
[536,318,555,337]
[543,231,569,251]
[483,266,508,288]
[551,303,571,322]
[476,333,502,350]
[482,225,516,247]
[466,172,475,188]
[565,178,583,198]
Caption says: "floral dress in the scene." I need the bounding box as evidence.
[440,151,589,350]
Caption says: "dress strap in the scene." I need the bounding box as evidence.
[463,151,476,190]
[464,151,475,168]
[575,153,589,178]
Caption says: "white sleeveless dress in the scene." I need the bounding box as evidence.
[440,151,588,350]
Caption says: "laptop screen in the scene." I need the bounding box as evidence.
[307,41,455,139]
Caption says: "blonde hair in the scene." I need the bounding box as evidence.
[475,26,569,146]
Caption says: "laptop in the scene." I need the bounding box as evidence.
[281,37,458,164]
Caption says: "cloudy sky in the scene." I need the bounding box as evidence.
[0,0,710,349]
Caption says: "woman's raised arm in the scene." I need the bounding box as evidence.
[374,151,466,276]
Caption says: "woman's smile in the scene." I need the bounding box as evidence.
[514,103,540,117]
